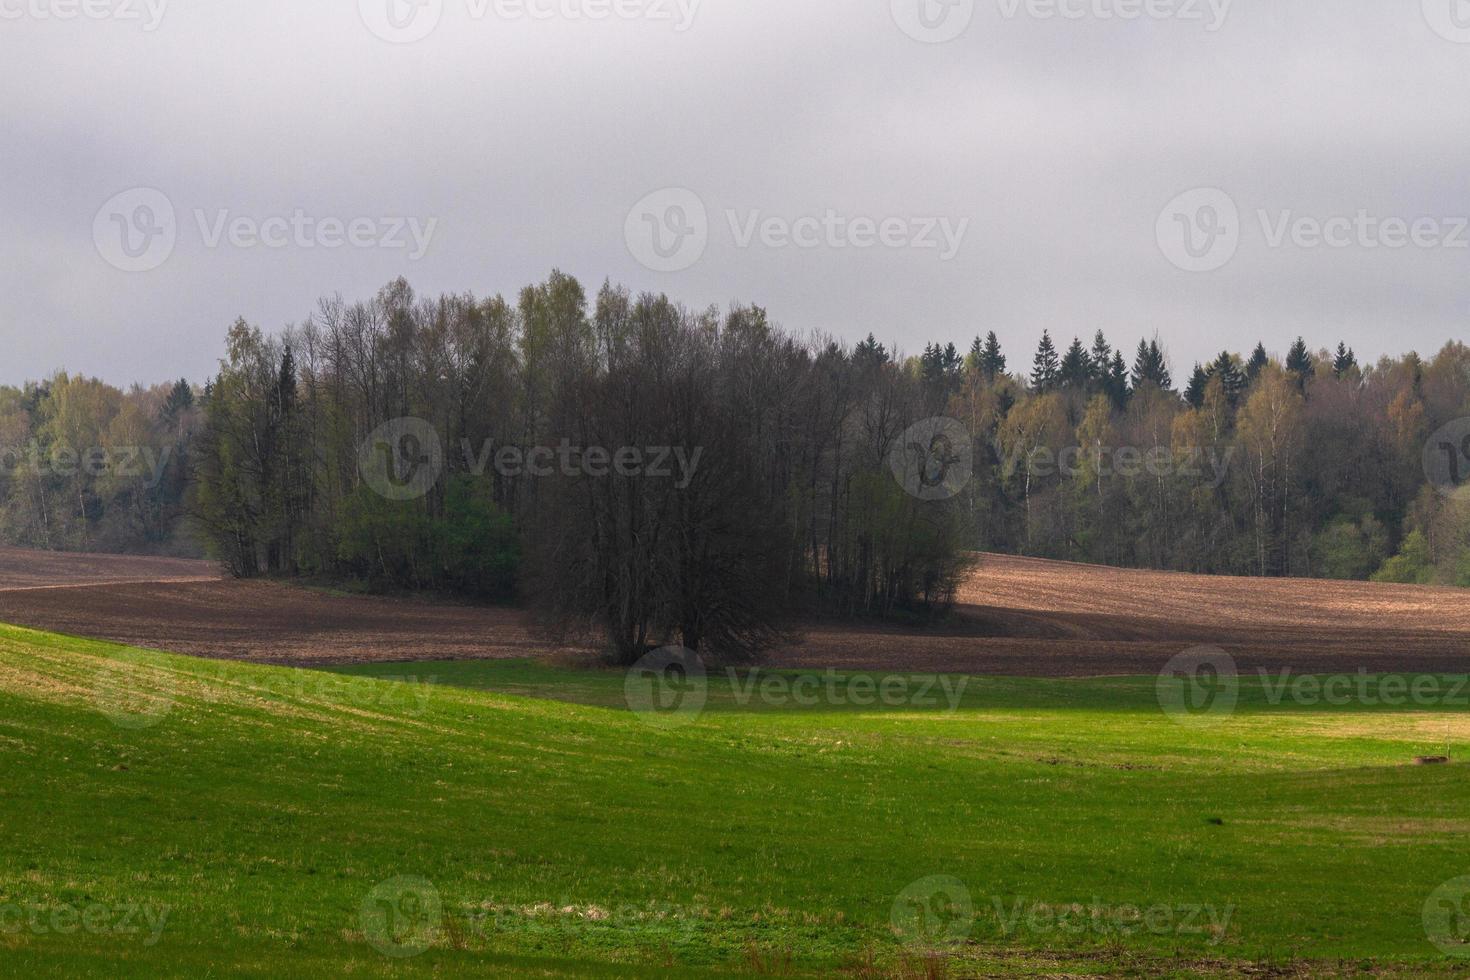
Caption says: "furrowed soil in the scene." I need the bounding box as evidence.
[0,547,545,666]
[2,546,1467,675]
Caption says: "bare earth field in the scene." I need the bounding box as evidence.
[0,547,545,666]
[1,546,1467,675]
[0,548,218,591]
[793,555,1470,676]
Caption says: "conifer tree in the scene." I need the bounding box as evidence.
[1031,331,1060,391]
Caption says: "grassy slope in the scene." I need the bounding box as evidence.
[1,626,1468,977]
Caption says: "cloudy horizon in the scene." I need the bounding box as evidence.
[4,0,1469,387]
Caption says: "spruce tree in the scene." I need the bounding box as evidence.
[854,333,888,367]
[1108,351,1129,408]
[1246,342,1268,380]
[942,342,962,381]
[1131,339,1172,392]
[1031,331,1060,391]
[920,343,940,385]
[980,331,1006,382]
[1184,364,1209,408]
[1059,337,1092,389]
[1210,350,1245,407]
[162,379,194,420]
[1150,339,1173,391]
[1286,337,1314,391]
[1131,340,1151,390]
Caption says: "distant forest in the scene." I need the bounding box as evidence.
[5,272,1470,644]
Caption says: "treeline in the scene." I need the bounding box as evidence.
[0,375,198,554]
[10,273,1470,653]
[189,274,971,661]
[939,328,1470,584]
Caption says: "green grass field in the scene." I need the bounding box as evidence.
[2,624,1469,977]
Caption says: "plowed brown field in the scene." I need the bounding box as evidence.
[1,546,1467,675]
[792,555,1470,675]
[0,546,544,666]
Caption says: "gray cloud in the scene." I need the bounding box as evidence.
[2,0,1467,385]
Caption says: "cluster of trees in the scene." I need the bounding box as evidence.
[188,274,971,661]
[11,272,1470,657]
[952,329,1470,584]
[0,375,198,554]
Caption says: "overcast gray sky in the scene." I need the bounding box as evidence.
[3,0,1469,386]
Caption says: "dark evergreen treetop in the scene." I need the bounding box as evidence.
[1031,330,1060,391]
